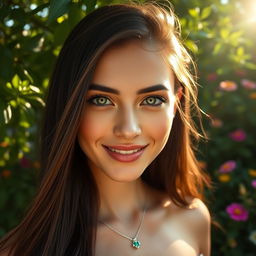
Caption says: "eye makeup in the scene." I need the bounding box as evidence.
[87,94,167,107]
[141,95,167,106]
[87,95,114,106]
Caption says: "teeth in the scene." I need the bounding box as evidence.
[107,147,142,154]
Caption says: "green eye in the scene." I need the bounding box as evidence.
[142,96,166,106]
[88,96,113,106]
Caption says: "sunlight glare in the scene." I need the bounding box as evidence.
[247,1,256,23]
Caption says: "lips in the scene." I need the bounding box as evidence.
[102,144,148,162]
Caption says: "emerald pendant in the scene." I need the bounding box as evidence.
[132,238,141,249]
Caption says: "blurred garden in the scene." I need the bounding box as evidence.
[0,0,255,255]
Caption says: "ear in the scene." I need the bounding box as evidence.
[174,87,183,115]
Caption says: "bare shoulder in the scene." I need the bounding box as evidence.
[166,197,210,220]
[163,197,211,255]
[150,187,211,227]
[160,195,211,233]
[171,197,211,239]
[182,197,211,256]
[184,197,211,225]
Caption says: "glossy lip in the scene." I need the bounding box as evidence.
[102,144,148,162]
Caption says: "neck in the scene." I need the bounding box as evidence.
[87,160,147,222]
[97,177,146,221]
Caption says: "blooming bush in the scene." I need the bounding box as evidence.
[199,72,256,255]
[185,1,256,253]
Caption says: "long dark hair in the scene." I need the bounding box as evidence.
[0,3,211,256]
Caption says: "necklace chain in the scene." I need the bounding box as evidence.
[99,206,146,248]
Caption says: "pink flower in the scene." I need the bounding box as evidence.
[251,180,256,188]
[229,129,247,142]
[241,79,256,90]
[219,80,238,91]
[226,203,249,221]
[219,160,237,173]
[207,73,217,81]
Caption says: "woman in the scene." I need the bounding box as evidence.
[0,2,211,256]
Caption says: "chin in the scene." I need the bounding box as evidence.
[103,168,144,183]
[110,176,141,183]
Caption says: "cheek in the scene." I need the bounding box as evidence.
[152,115,173,141]
[78,110,114,146]
[142,109,174,144]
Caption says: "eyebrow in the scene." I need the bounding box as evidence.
[88,83,168,94]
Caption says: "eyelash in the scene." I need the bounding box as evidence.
[87,95,167,107]
[87,95,112,106]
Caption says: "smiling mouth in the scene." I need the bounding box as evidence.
[102,144,148,162]
[103,145,148,155]
[105,147,143,154]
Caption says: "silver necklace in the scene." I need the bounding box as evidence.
[99,207,146,249]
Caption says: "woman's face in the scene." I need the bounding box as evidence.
[78,40,177,182]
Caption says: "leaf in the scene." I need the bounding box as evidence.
[9,100,17,108]
[213,42,222,55]
[237,47,244,56]
[24,70,34,84]
[188,8,200,18]
[3,105,12,124]
[220,29,230,39]
[25,95,45,107]
[244,62,256,70]
[11,74,20,89]
[6,82,12,90]
[229,31,244,41]
[48,0,70,23]
[21,80,30,88]
[29,85,40,93]
[185,39,198,53]
[19,121,30,128]
[201,6,211,20]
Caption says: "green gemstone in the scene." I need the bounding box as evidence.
[132,239,141,249]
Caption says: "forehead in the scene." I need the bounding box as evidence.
[91,40,174,92]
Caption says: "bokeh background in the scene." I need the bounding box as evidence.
[0,0,255,255]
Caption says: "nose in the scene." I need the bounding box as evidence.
[113,107,142,139]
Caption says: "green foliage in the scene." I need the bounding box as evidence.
[1,0,256,255]
[48,0,69,23]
